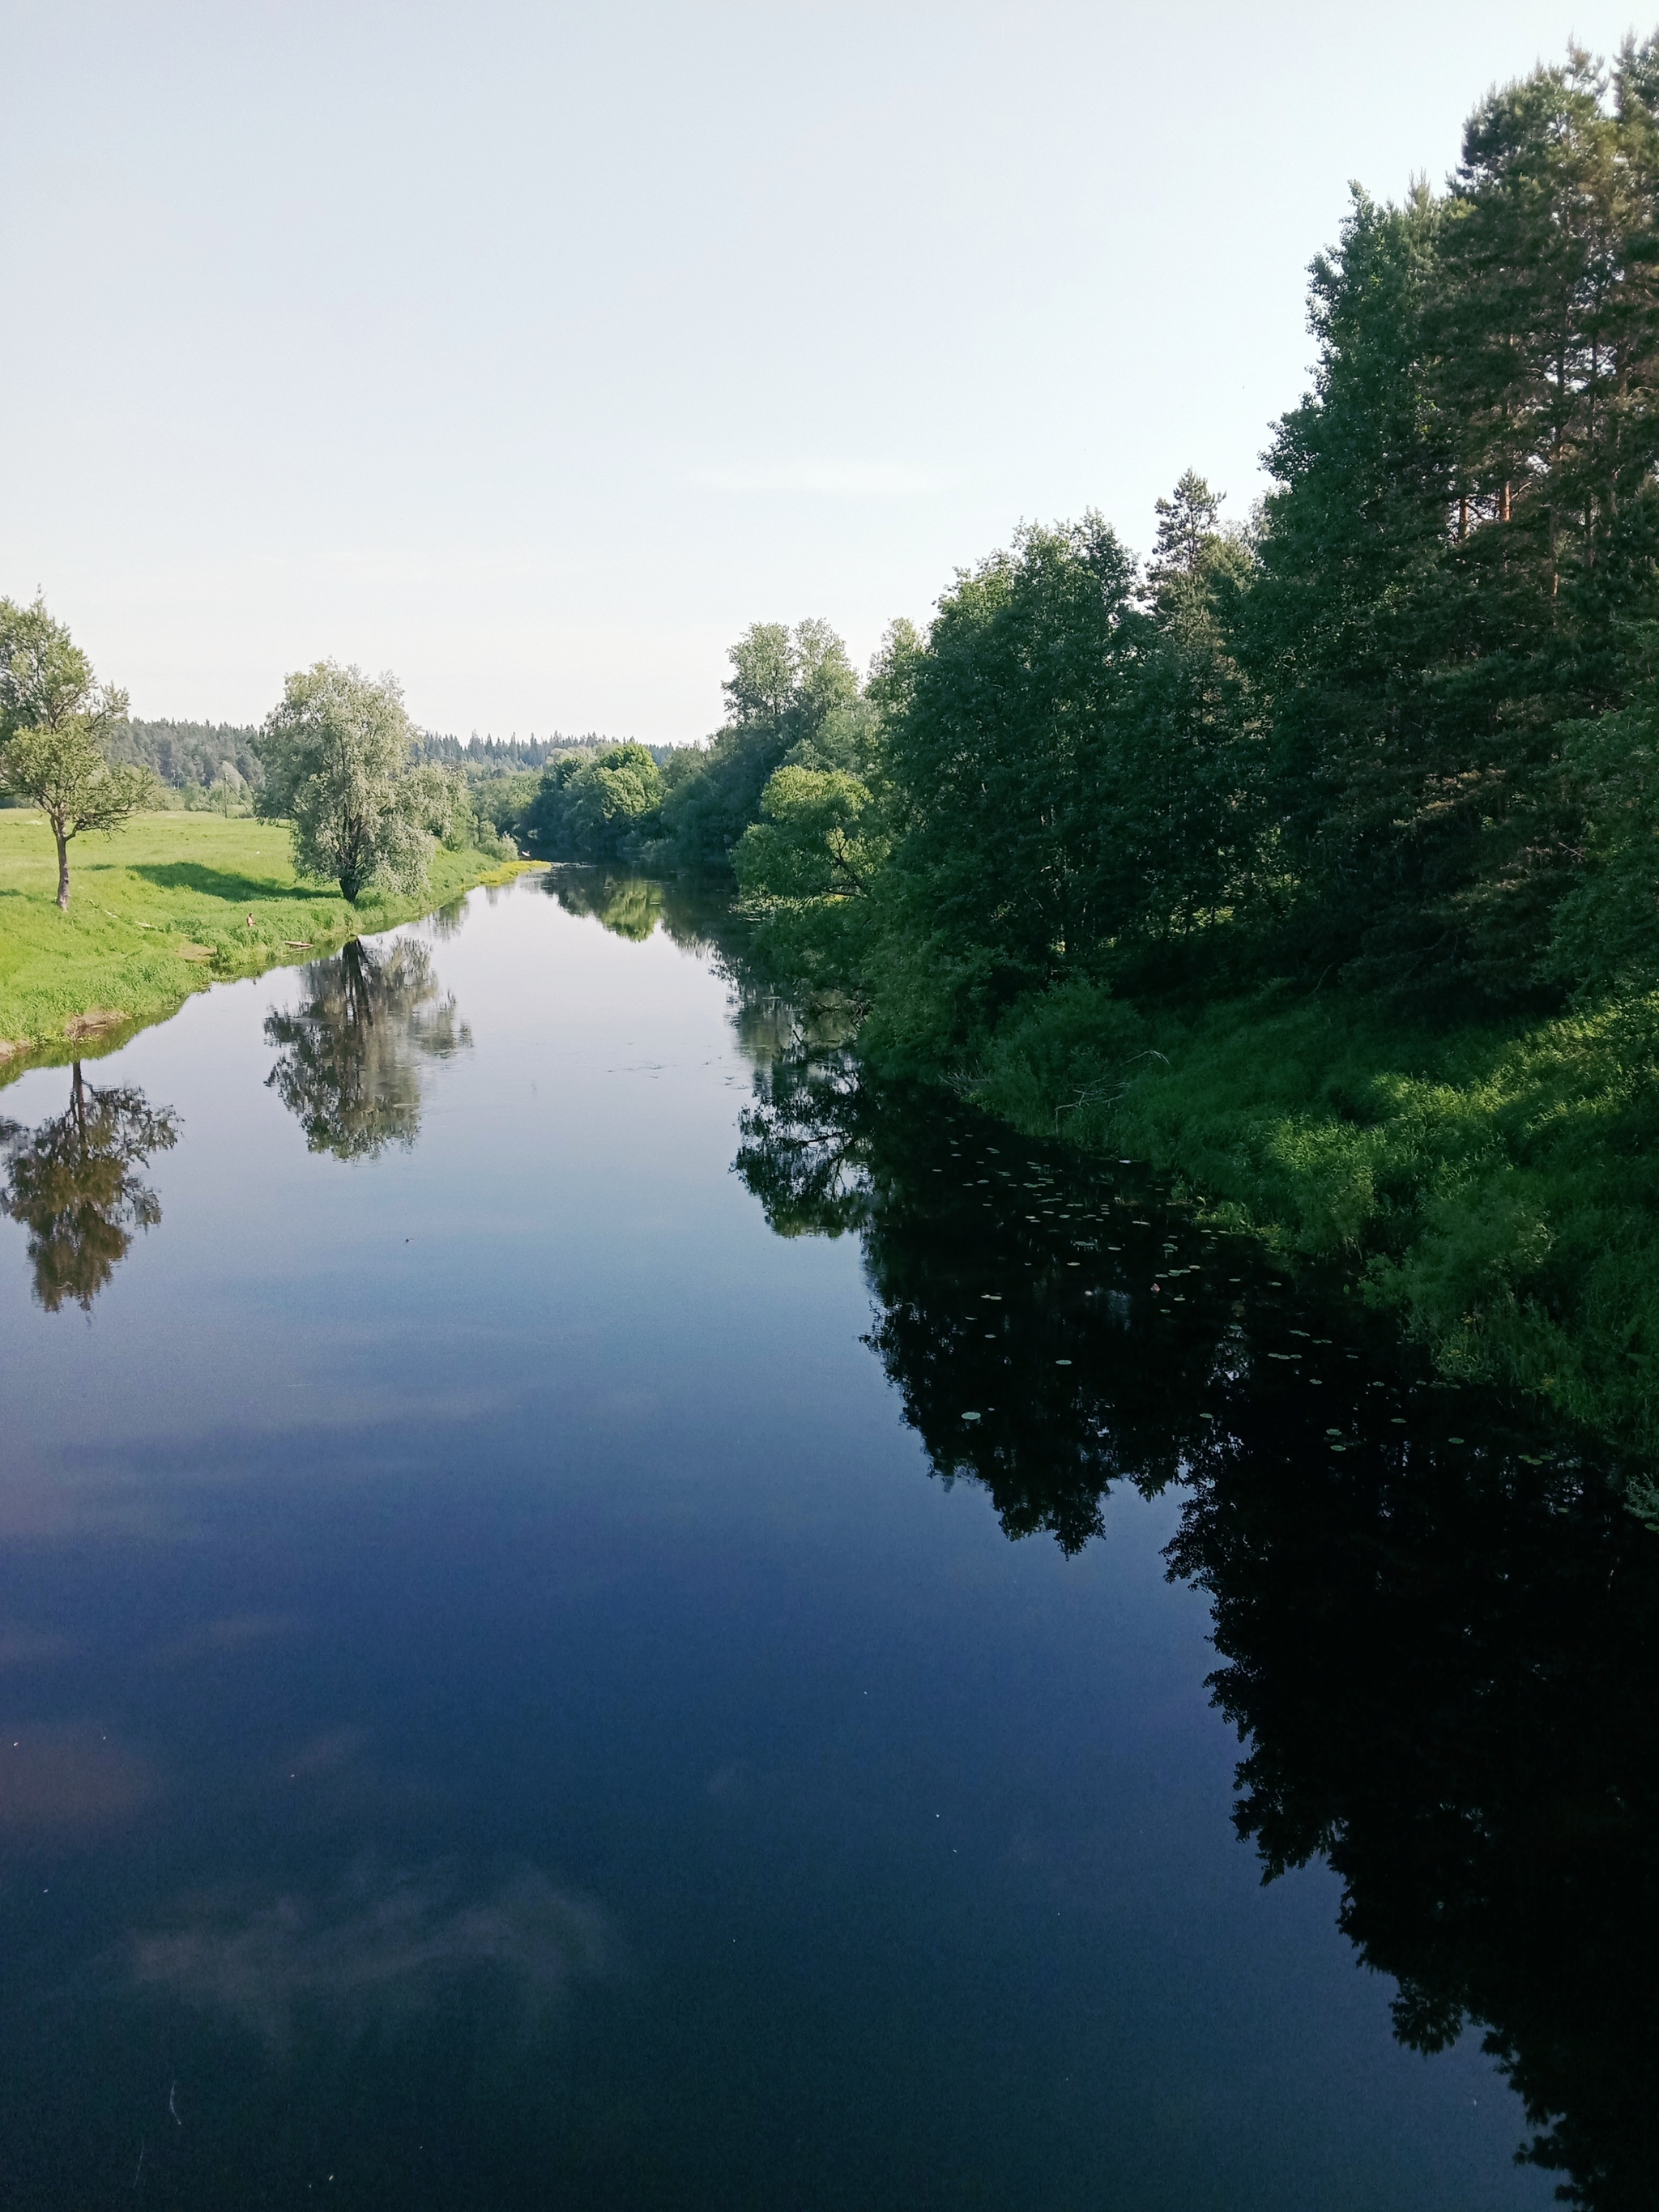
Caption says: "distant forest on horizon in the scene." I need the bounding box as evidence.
[0,722,659,800]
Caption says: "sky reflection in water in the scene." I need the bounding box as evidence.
[0,871,1648,2210]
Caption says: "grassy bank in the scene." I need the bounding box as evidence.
[0,811,529,1075]
[951,978,1659,1458]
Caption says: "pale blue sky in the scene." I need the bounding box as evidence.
[2,2,1651,739]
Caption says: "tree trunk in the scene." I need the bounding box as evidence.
[55,831,70,910]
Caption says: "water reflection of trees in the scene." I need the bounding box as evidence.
[263,938,470,1161]
[0,1064,179,1311]
[425,897,469,941]
[545,868,664,943]
[544,867,853,1070]
[736,1051,1659,2208]
[737,1056,1192,1545]
[1171,1432,1659,2210]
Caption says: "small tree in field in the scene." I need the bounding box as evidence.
[254,662,462,903]
[0,597,154,910]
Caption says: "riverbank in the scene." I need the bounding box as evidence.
[930,977,1659,1460]
[0,811,532,1077]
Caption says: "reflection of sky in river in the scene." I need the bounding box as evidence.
[0,876,1560,2209]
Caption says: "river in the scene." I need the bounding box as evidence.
[0,870,1650,2210]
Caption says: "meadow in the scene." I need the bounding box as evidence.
[0,809,527,1074]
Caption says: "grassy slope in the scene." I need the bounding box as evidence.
[0,811,528,1073]
[964,978,1659,1457]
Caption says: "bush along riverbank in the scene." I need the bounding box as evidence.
[910,980,1659,1466]
[0,811,530,1076]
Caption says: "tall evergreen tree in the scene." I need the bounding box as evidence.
[1242,43,1659,998]
[1238,186,1454,983]
[1123,473,1258,957]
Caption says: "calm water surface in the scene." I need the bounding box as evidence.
[0,873,1652,2210]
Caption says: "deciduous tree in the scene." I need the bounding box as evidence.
[254,663,462,902]
[0,596,153,909]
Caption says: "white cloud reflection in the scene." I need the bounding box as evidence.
[129,1860,614,2048]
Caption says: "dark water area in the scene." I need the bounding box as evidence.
[0,871,1653,2211]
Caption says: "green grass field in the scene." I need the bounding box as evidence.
[0,810,530,1075]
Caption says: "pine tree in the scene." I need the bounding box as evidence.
[1239,186,1453,983]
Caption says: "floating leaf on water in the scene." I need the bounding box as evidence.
[962,1411,981,1423]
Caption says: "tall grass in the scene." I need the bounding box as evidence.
[965,977,1659,1455]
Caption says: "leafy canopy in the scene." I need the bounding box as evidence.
[733,766,881,904]
[522,744,662,862]
[661,620,860,866]
[254,662,462,903]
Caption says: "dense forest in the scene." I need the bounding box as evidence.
[106,718,263,795]
[32,723,636,807]
[415,731,657,771]
[539,37,1659,1008]
[516,619,876,867]
[520,40,1659,1462]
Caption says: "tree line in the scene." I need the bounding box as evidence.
[0,591,677,906]
[578,38,1659,1048]
[110,718,264,796]
[416,731,649,770]
[512,616,876,867]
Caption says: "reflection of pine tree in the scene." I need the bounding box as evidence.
[0,1063,179,1311]
[262,938,470,1161]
